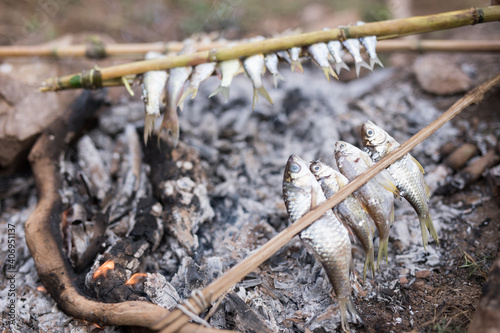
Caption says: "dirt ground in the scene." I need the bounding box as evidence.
[1,1,500,333]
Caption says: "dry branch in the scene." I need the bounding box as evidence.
[151,72,500,333]
[39,6,500,91]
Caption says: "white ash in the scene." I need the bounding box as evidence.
[1,60,496,333]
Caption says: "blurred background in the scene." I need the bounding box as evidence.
[0,0,489,46]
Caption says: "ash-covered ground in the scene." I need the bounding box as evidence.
[1,54,499,333]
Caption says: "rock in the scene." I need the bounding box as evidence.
[399,276,409,285]
[415,270,431,279]
[413,54,472,95]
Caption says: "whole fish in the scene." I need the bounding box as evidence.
[289,46,304,73]
[264,53,285,88]
[361,120,438,250]
[209,58,243,103]
[326,40,350,75]
[307,43,338,81]
[356,21,383,70]
[243,53,273,109]
[341,37,371,77]
[177,62,216,110]
[283,155,362,332]
[310,161,376,281]
[334,141,397,268]
[141,51,168,144]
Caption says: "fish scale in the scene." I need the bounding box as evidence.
[282,154,362,332]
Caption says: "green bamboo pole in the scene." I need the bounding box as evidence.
[40,6,500,92]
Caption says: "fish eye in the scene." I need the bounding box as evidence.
[366,128,374,137]
[290,163,301,173]
[312,165,321,172]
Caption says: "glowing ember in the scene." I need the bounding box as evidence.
[37,286,47,292]
[124,273,148,286]
[92,260,115,280]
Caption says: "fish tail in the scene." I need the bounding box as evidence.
[419,213,439,250]
[291,60,304,74]
[320,66,339,81]
[209,85,230,103]
[355,60,371,77]
[190,86,199,100]
[177,87,193,110]
[273,73,285,88]
[338,297,363,332]
[363,246,376,282]
[369,57,384,69]
[257,86,273,106]
[143,114,157,145]
[377,237,389,270]
[160,108,179,148]
[335,62,350,75]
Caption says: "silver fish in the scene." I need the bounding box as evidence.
[209,58,243,103]
[160,61,192,148]
[310,161,376,281]
[307,43,338,81]
[327,40,350,75]
[356,21,383,70]
[334,141,397,268]
[283,154,362,332]
[341,37,371,77]
[177,62,216,110]
[141,51,168,144]
[243,53,273,109]
[264,53,285,88]
[361,120,438,250]
[289,46,304,73]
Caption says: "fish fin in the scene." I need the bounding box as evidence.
[209,85,230,103]
[369,57,384,69]
[160,108,179,148]
[252,88,258,110]
[411,155,425,174]
[335,62,350,75]
[257,86,273,105]
[338,297,363,333]
[355,60,371,77]
[377,236,389,270]
[177,87,193,110]
[360,152,373,167]
[419,214,439,251]
[291,60,304,74]
[375,170,401,198]
[272,73,285,88]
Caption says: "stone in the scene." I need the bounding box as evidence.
[415,270,431,279]
[413,54,472,95]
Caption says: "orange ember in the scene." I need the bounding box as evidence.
[37,286,47,292]
[92,260,115,280]
[125,273,148,286]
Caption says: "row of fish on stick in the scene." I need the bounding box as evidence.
[282,121,439,332]
[141,22,383,146]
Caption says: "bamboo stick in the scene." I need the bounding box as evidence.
[376,39,500,52]
[2,39,499,59]
[151,73,500,333]
[39,6,500,92]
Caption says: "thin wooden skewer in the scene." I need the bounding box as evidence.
[39,6,500,91]
[151,73,500,333]
[1,40,499,59]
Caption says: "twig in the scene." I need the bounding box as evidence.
[39,6,500,91]
[151,73,500,333]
